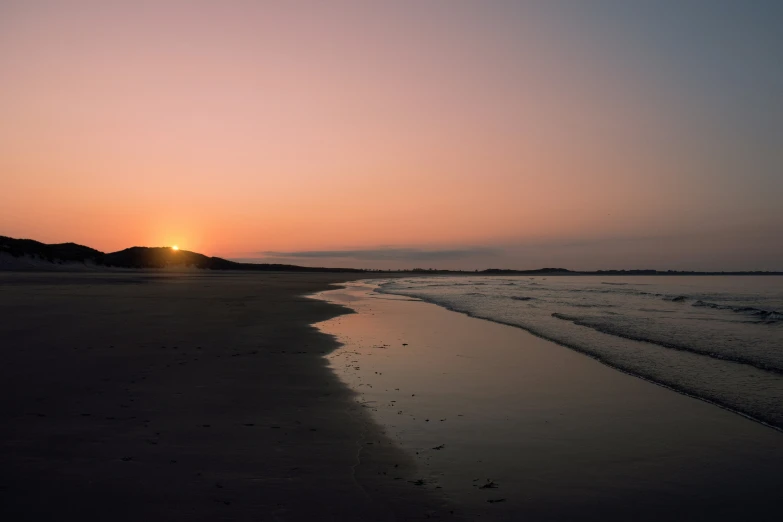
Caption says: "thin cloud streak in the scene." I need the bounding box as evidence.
[234,225,782,271]
[258,247,501,262]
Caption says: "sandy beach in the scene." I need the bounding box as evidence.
[0,271,456,521]
[4,2,781,520]
[316,280,783,521]
[3,271,781,521]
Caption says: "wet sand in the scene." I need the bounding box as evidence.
[316,281,783,521]
[0,271,457,521]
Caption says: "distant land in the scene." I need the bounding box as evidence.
[0,236,361,273]
[1,235,781,275]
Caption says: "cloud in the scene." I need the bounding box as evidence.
[256,247,501,262]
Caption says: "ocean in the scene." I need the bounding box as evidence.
[378,275,783,430]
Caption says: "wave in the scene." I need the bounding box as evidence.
[375,277,783,431]
[550,312,783,374]
[562,302,615,308]
[565,288,656,297]
[692,300,782,322]
[377,285,783,431]
[377,278,783,431]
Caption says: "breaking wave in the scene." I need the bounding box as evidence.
[378,275,783,430]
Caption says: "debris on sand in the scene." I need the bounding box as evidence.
[478,480,498,489]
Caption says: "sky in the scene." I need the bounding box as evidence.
[1,1,781,270]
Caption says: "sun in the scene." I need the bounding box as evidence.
[171,245,179,251]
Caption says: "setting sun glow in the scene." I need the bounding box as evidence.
[0,2,780,271]
[171,246,179,251]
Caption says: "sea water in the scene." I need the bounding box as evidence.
[379,276,783,429]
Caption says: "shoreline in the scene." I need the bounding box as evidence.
[0,272,457,521]
[376,284,783,434]
[315,280,783,521]
[375,277,783,431]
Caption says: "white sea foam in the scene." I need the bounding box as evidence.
[378,275,783,429]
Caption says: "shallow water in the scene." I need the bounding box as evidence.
[379,275,783,429]
[315,280,783,521]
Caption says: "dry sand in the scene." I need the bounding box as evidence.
[0,271,457,521]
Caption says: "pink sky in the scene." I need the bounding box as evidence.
[1,2,781,270]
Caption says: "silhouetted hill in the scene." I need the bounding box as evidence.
[101,247,215,269]
[2,235,780,274]
[1,236,103,263]
[0,236,363,272]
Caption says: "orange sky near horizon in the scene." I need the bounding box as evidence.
[1,2,781,270]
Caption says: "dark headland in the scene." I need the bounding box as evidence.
[0,235,361,272]
[2,235,780,274]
